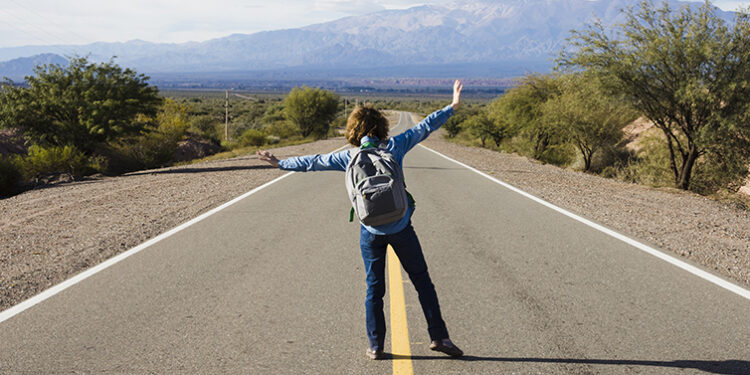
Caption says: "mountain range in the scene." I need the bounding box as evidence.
[0,0,737,80]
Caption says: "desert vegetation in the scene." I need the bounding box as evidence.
[0,59,344,197]
[441,0,750,200]
[2,0,748,203]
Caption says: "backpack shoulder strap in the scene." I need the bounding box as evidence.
[348,147,361,163]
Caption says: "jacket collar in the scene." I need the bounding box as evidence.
[360,135,380,148]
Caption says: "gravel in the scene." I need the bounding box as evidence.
[0,138,347,310]
[2,112,749,312]
[420,124,750,290]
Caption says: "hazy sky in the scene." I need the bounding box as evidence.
[0,0,747,48]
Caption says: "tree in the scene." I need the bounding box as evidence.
[466,111,508,148]
[442,108,473,138]
[156,98,190,138]
[106,98,190,172]
[0,57,162,154]
[439,104,483,138]
[283,86,340,138]
[562,0,750,189]
[189,114,221,142]
[542,74,636,171]
[487,74,567,162]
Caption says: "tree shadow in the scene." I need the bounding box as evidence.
[385,354,749,374]
[125,165,275,176]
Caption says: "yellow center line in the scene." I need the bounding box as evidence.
[387,245,414,375]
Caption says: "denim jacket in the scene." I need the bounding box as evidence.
[278,105,454,234]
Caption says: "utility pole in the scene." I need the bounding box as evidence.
[225,90,229,141]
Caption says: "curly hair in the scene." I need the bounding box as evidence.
[345,104,389,146]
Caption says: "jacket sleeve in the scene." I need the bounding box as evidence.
[390,105,454,156]
[278,149,350,172]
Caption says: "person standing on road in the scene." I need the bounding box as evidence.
[257,80,464,360]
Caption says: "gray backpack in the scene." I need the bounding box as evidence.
[346,141,409,226]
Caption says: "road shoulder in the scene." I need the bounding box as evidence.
[0,138,347,310]
[420,127,750,290]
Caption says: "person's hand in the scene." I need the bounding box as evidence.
[256,150,280,167]
[451,80,463,110]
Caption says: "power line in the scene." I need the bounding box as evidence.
[232,93,257,101]
[6,0,91,44]
[0,6,78,56]
[2,5,78,47]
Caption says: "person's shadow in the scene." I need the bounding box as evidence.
[125,165,274,176]
[386,354,749,375]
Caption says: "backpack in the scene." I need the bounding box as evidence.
[345,141,409,226]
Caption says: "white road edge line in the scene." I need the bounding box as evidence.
[418,143,750,301]
[1,145,350,325]
[0,173,292,324]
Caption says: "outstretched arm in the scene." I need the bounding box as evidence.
[256,149,350,172]
[450,79,463,110]
[391,79,463,155]
[257,150,279,167]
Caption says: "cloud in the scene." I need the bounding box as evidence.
[314,0,386,14]
[713,1,750,11]
[0,0,446,47]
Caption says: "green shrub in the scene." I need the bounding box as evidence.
[541,73,636,172]
[600,164,620,179]
[229,120,257,140]
[102,129,181,174]
[155,98,190,140]
[536,143,576,167]
[502,132,574,167]
[265,121,299,139]
[15,145,88,181]
[589,146,632,175]
[284,86,340,139]
[442,116,464,138]
[88,154,110,174]
[90,146,136,175]
[612,135,673,187]
[690,149,750,196]
[0,156,21,197]
[98,100,191,172]
[239,129,267,147]
[0,57,162,154]
[260,103,286,125]
[189,115,221,142]
[139,132,179,169]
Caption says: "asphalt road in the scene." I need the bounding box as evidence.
[1,112,749,374]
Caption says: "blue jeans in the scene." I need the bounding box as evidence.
[359,222,449,351]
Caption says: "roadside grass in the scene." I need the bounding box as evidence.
[443,131,488,149]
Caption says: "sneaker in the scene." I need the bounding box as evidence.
[429,338,463,357]
[366,347,384,360]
